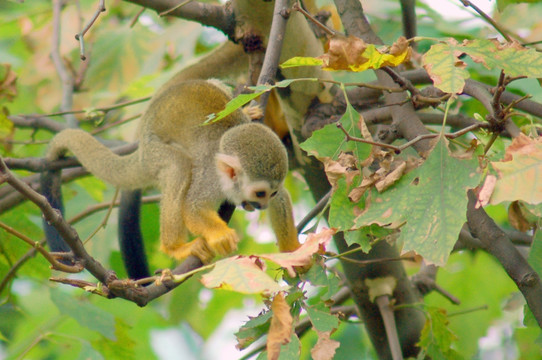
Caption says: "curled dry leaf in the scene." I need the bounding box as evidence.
[323,153,360,189]
[261,228,335,277]
[267,293,293,360]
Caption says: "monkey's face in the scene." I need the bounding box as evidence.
[239,180,279,212]
[215,152,282,212]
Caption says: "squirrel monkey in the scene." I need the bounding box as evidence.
[45,79,300,263]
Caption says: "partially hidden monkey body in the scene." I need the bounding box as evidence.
[46,79,300,263]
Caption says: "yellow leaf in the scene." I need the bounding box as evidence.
[200,257,284,294]
[319,35,411,72]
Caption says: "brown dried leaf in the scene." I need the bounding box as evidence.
[261,228,335,277]
[320,35,369,71]
[375,160,406,192]
[311,331,340,360]
[267,293,293,360]
[508,201,535,232]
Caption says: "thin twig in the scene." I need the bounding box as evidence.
[0,194,161,295]
[0,221,83,273]
[296,190,331,233]
[75,0,106,60]
[337,121,482,154]
[129,7,146,27]
[459,0,512,42]
[292,1,335,36]
[83,188,119,244]
[320,78,405,93]
[39,96,151,118]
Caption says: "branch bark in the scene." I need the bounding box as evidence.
[466,190,542,327]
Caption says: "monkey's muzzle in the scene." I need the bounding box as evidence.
[242,201,264,211]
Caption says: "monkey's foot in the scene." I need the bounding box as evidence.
[206,227,239,257]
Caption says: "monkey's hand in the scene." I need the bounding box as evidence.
[168,238,215,264]
[242,104,263,120]
[168,228,239,263]
[205,227,239,257]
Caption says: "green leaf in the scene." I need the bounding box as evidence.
[300,103,371,161]
[206,91,266,124]
[236,311,272,349]
[91,318,136,360]
[87,25,151,90]
[418,307,463,360]
[329,177,361,230]
[305,303,340,333]
[355,138,480,265]
[76,341,104,360]
[0,108,13,139]
[256,334,301,360]
[344,225,394,253]
[278,333,301,360]
[423,38,542,93]
[461,39,542,78]
[422,42,471,94]
[50,288,116,340]
[300,261,340,301]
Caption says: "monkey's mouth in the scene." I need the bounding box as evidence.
[241,201,261,212]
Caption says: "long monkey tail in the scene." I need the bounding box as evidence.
[41,128,146,261]
[47,129,148,189]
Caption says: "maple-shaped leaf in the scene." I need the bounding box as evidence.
[355,137,481,265]
[281,36,411,72]
[423,38,542,94]
[261,228,335,277]
[490,134,542,205]
[267,293,293,360]
[200,257,284,294]
[300,103,371,162]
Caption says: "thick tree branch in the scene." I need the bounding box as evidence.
[123,0,235,38]
[466,190,542,327]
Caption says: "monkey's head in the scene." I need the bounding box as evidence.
[216,123,288,211]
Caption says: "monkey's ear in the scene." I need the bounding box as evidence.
[216,153,242,180]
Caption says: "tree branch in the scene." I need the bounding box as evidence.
[466,190,542,327]
[123,0,235,38]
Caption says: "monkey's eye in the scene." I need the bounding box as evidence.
[255,191,266,198]
[270,191,278,198]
